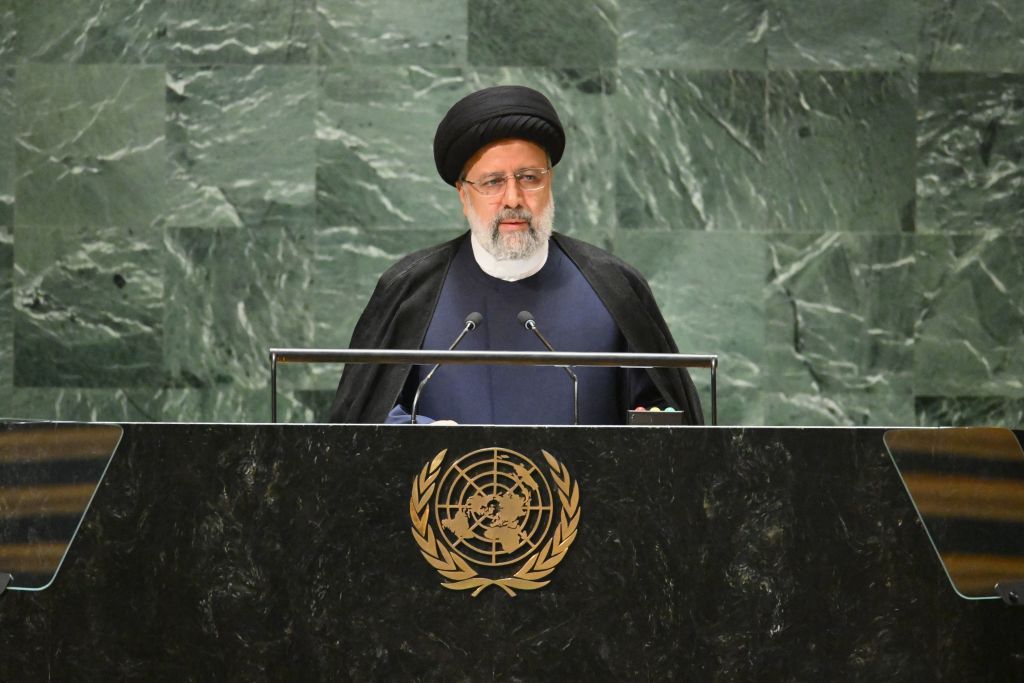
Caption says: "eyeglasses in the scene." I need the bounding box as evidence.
[460,168,551,196]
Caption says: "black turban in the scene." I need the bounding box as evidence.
[433,85,565,186]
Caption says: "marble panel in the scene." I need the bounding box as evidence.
[155,385,331,423]
[916,396,1024,428]
[311,226,455,353]
[619,0,767,70]
[163,226,317,393]
[288,389,337,423]
[0,227,10,416]
[159,386,270,423]
[11,0,317,66]
[0,67,11,227]
[763,233,921,425]
[163,0,316,64]
[316,0,466,66]
[763,389,914,426]
[614,230,769,427]
[765,70,916,232]
[4,384,309,424]
[464,68,617,245]
[12,0,165,63]
[613,70,770,232]
[919,0,1024,72]
[15,64,166,230]
[711,384,765,426]
[316,66,469,231]
[468,0,617,68]
[0,6,12,62]
[767,0,919,70]
[165,65,316,230]
[914,232,1024,397]
[6,387,168,422]
[162,387,334,424]
[916,73,1024,234]
[13,224,164,388]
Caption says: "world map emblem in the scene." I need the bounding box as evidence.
[409,447,581,596]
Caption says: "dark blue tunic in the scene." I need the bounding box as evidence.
[388,238,662,425]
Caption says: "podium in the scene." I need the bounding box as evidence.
[2,422,1023,680]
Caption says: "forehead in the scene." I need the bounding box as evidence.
[462,138,548,177]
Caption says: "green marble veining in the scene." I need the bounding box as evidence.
[619,1,767,69]
[311,226,455,351]
[614,70,916,233]
[164,226,316,393]
[163,0,315,65]
[764,389,915,426]
[299,227,461,400]
[12,0,165,63]
[15,64,166,229]
[0,67,12,227]
[316,66,469,230]
[13,224,164,387]
[317,0,466,66]
[916,396,1024,428]
[1,386,332,423]
[6,387,167,422]
[768,0,918,70]
[0,227,11,417]
[914,232,1024,397]
[160,386,271,423]
[764,71,916,232]
[13,0,316,65]
[919,0,1024,72]
[0,6,14,63]
[917,73,1024,233]
[763,233,920,425]
[614,69,768,232]
[615,231,768,426]
[468,0,618,67]
[2,1,1023,426]
[165,65,316,229]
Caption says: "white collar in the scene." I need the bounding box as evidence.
[469,232,549,282]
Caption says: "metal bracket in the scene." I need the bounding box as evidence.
[0,572,11,594]
[995,581,1024,606]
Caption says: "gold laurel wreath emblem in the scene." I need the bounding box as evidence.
[409,448,581,597]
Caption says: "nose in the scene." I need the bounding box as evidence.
[500,174,523,207]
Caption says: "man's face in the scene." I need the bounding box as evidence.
[456,138,554,260]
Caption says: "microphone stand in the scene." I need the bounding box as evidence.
[519,312,579,426]
[411,314,481,424]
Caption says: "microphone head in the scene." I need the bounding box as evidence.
[465,311,483,329]
[517,310,535,327]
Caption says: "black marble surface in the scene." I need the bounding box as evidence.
[1,423,1022,681]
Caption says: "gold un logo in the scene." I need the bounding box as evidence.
[409,447,581,597]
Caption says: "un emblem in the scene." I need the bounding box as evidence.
[409,447,581,596]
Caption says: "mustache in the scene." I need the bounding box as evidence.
[490,207,534,233]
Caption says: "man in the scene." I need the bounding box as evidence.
[328,85,703,425]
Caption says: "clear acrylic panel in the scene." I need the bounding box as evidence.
[883,427,1024,600]
[0,421,122,591]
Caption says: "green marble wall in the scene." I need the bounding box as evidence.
[1,1,1021,427]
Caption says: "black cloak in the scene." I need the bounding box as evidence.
[327,232,705,425]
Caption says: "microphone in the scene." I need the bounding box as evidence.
[517,310,579,425]
[411,312,483,424]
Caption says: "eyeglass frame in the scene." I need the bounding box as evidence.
[459,167,552,196]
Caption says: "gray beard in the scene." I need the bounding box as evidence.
[465,199,555,261]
